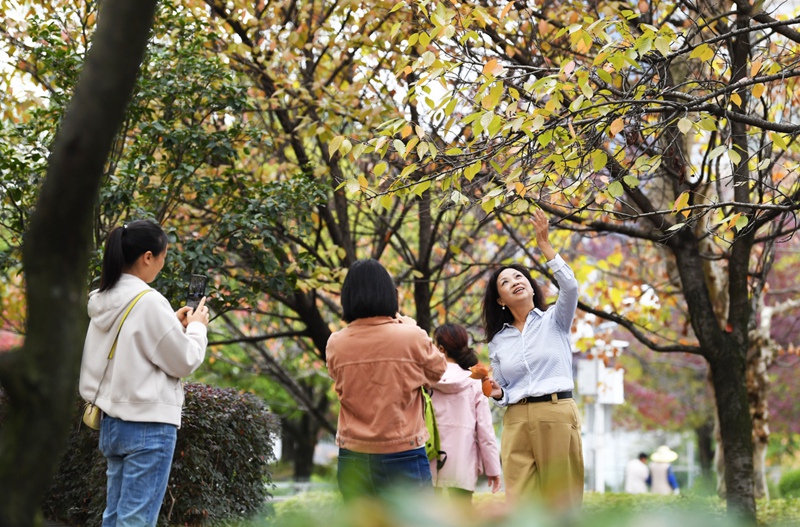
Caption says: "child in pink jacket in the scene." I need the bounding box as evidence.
[431,323,502,502]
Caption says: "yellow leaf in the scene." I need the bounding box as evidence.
[500,2,514,19]
[751,83,764,99]
[401,125,413,138]
[730,92,742,108]
[673,191,690,217]
[328,136,343,159]
[609,118,624,136]
[358,174,368,189]
[750,59,762,77]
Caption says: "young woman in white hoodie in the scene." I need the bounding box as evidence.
[430,323,502,504]
[79,220,209,527]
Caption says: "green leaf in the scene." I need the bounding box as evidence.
[413,179,432,197]
[374,162,388,177]
[592,150,607,171]
[622,175,640,188]
[607,180,624,198]
[393,139,406,158]
[464,160,482,181]
[399,163,418,179]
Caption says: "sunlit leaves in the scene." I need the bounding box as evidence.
[689,43,714,62]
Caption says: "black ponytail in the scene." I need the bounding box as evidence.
[98,220,168,292]
[433,323,478,371]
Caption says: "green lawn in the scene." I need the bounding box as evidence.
[221,491,800,527]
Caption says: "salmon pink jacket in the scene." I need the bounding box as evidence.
[326,316,447,454]
[430,362,502,491]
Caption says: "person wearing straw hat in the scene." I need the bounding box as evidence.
[648,445,680,495]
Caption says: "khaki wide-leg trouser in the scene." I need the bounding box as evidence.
[501,397,584,509]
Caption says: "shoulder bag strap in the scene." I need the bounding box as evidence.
[107,289,151,359]
[90,290,151,403]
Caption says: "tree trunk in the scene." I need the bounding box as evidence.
[292,412,318,481]
[695,421,715,486]
[0,2,158,526]
[709,347,756,520]
[669,228,756,521]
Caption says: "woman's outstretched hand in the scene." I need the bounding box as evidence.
[532,208,556,261]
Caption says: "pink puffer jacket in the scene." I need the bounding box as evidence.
[430,362,502,491]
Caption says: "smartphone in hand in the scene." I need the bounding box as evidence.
[186,274,208,310]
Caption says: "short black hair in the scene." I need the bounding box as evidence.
[639,452,649,461]
[341,259,398,323]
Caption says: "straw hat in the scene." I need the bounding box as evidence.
[650,445,679,463]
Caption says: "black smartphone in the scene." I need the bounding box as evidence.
[186,274,208,310]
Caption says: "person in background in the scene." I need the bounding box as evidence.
[481,209,583,509]
[429,323,502,504]
[326,259,447,501]
[624,452,651,494]
[648,445,680,495]
[80,220,209,527]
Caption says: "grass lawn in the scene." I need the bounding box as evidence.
[220,490,800,527]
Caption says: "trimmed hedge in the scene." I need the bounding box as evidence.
[779,468,800,499]
[30,382,278,526]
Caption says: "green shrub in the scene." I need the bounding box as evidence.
[37,382,278,526]
[779,469,800,499]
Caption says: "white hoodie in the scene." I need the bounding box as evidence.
[79,274,207,427]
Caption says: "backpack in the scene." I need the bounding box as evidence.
[421,387,447,470]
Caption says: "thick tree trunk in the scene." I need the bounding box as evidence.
[670,227,756,521]
[0,2,158,526]
[709,347,756,520]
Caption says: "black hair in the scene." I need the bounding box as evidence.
[482,263,547,343]
[98,220,168,292]
[433,323,478,371]
[341,259,398,323]
[639,452,649,461]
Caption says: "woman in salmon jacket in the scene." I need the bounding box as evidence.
[430,323,502,503]
[326,259,447,501]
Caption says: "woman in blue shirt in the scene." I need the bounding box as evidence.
[481,209,583,509]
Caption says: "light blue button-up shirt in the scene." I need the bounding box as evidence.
[488,254,579,407]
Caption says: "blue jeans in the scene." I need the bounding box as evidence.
[337,447,432,501]
[99,416,177,527]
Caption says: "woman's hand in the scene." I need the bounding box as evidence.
[175,306,192,328]
[532,208,556,261]
[185,297,210,327]
[487,475,502,494]
[486,377,503,399]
